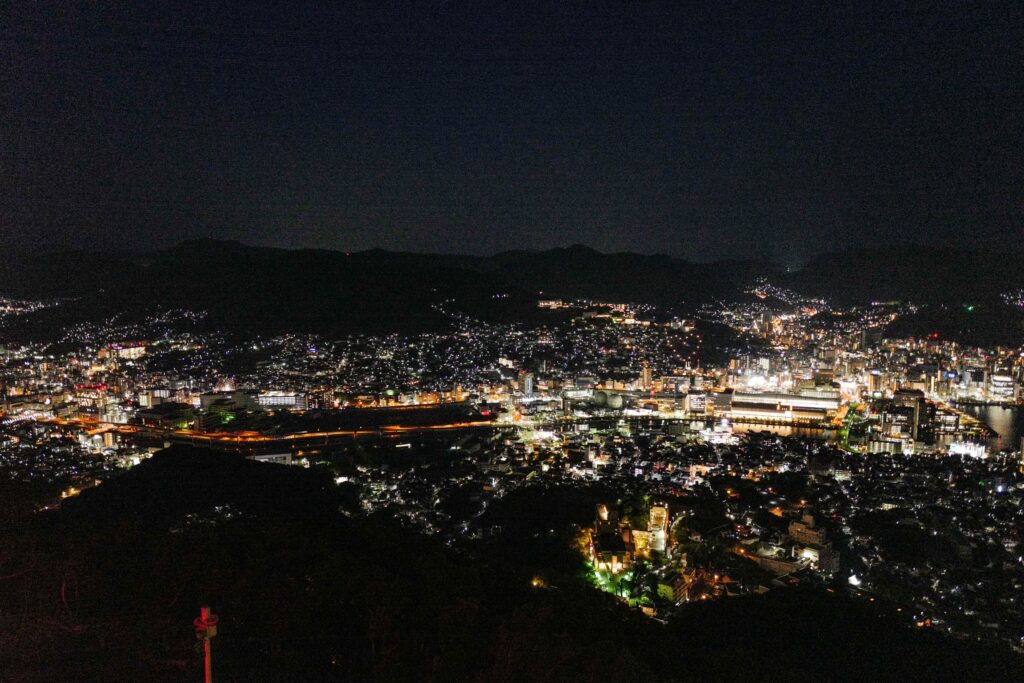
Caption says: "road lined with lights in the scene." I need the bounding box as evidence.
[36,414,508,451]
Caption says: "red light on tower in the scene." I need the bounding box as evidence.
[194,606,219,683]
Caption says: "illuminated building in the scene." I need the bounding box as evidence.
[988,374,1014,401]
[632,529,651,556]
[727,391,840,423]
[948,440,987,459]
[788,513,827,546]
[136,402,196,430]
[248,453,295,465]
[138,387,172,408]
[201,390,259,412]
[589,504,635,574]
[100,344,147,360]
[787,512,840,574]
[648,504,669,552]
[257,391,308,411]
[522,372,534,397]
[685,392,707,414]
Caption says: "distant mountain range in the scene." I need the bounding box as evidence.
[0,240,773,336]
[0,240,1021,339]
[790,246,1024,345]
[789,246,1024,305]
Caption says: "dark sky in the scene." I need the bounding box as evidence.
[2,2,1021,265]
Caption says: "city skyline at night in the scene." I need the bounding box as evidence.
[3,3,1024,681]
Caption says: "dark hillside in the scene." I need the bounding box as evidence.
[0,447,1018,681]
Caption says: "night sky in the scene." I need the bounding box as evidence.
[3,2,1021,265]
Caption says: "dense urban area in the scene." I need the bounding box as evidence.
[2,263,1024,674]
